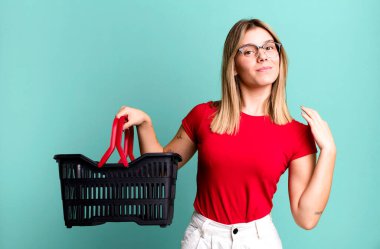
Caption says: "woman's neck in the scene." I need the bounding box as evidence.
[240,84,272,115]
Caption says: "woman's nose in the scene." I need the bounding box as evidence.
[257,49,268,61]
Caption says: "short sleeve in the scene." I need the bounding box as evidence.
[289,123,318,162]
[181,103,206,144]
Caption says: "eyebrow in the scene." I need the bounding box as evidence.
[239,39,274,47]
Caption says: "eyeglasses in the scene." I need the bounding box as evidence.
[237,41,282,59]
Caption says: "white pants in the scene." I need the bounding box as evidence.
[180,211,283,249]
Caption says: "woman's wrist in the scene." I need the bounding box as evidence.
[138,114,152,128]
[320,144,336,154]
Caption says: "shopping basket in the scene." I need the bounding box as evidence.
[53,115,182,228]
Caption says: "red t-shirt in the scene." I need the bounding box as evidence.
[181,101,318,224]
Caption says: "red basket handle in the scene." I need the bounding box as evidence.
[117,115,135,164]
[98,115,135,168]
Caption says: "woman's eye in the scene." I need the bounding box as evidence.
[265,44,276,50]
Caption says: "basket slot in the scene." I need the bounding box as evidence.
[113,184,118,199]
[153,163,157,176]
[163,163,168,177]
[144,204,161,220]
[161,183,165,198]
[89,206,95,217]
[84,206,89,219]
[95,185,99,199]
[110,205,113,216]
[149,183,153,199]
[114,205,119,217]
[65,164,76,179]
[126,184,130,199]
[103,186,107,199]
[65,186,75,200]
[88,205,93,219]
[153,204,157,219]
[138,185,142,199]
[142,166,147,177]
[154,183,158,199]
[75,206,80,221]
[94,205,98,217]
[67,206,72,220]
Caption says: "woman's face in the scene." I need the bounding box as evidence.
[234,27,280,88]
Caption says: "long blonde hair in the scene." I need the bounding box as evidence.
[210,18,292,135]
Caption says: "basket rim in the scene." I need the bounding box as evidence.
[53,152,182,167]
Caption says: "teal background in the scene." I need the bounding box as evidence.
[1,0,379,248]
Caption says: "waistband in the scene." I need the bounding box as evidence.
[189,211,273,239]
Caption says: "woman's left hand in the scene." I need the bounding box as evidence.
[301,106,336,151]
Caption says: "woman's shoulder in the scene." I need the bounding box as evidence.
[290,118,309,128]
[184,100,218,121]
[191,100,219,111]
[285,118,311,135]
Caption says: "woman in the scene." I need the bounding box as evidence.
[116,18,336,249]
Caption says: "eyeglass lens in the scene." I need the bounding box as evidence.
[240,42,280,58]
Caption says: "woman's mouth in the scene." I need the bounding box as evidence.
[256,66,272,72]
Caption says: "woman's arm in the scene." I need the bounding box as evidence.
[136,117,163,154]
[288,148,336,230]
[136,117,197,169]
[117,106,197,169]
[288,106,337,230]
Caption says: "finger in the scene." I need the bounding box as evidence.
[123,121,133,130]
[301,106,318,123]
[307,108,322,121]
[116,108,129,118]
[301,110,313,124]
[301,106,323,122]
[300,106,312,119]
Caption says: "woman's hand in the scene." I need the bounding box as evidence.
[301,106,336,152]
[116,106,151,130]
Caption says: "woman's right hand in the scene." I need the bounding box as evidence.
[116,106,151,130]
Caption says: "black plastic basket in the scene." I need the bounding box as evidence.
[54,116,182,228]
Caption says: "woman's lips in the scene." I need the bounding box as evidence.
[256,67,272,72]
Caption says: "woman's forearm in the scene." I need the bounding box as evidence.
[298,147,337,229]
[136,116,163,154]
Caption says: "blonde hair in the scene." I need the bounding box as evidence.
[210,18,292,135]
